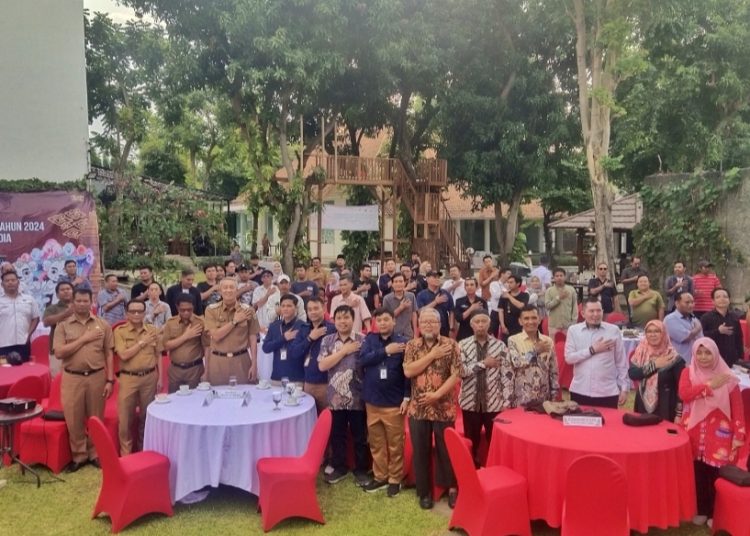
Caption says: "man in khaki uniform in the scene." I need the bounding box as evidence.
[163,294,208,392]
[204,278,259,385]
[53,288,115,472]
[43,281,75,378]
[114,300,163,455]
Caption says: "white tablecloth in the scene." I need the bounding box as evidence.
[622,335,643,359]
[735,370,750,391]
[143,386,317,503]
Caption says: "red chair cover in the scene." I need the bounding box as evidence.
[740,320,749,358]
[605,312,627,325]
[8,375,45,403]
[712,477,750,536]
[445,428,531,536]
[30,335,50,367]
[540,317,549,336]
[256,409,332,531]
[554,331,573,389]
[88,416,173,533]
[742,389,750,440]
[16,374,72,473]
[561,455,629,536]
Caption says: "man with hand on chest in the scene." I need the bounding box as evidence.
[162,295,208,392]
[263,294,306,384]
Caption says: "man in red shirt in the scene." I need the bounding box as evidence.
[692,260,721,319]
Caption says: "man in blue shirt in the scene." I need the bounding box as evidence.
[262,294,305,383]
[290,264,318,306]
[288,297,335,413]
[359,308,409,497]
[416,270,454,336]
[664,291,703,364]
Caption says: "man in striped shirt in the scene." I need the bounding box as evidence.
[692,260,721,319]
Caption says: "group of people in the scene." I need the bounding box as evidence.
[0,252,746,523]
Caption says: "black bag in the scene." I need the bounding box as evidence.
[622,412,662,427]
[719,465,750,487]
[42,410,65,421]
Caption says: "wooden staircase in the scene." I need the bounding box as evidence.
[310,154,471,272]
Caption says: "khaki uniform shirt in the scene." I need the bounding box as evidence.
[44,302,70,354]
[306,266,328,289]
[204,302,260,353]
[114,323,162,371]
[162,314,208,364]
[53,314,113,371]
[545,284,578,330]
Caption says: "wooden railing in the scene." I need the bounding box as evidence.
[310,154,447,187]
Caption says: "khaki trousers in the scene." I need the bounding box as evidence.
[167,363,204,393]
[366,403,405,484]
[207,353,251,386]
[304,382,328,414]
[117,371,157,456]
[61,370,106,463]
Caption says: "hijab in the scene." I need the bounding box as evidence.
[630,320,678,414]
[684,337,739,430]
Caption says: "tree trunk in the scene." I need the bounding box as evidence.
[250,208,260,254]
[492,189,523,267]
[542,208,555,266]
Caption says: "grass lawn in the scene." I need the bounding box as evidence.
[0,463,712,536]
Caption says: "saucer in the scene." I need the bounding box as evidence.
[196,385,211,391]
[284,399,300,407]
[176,390,192,396]
[256,383,271,390]
[154,397,170,404]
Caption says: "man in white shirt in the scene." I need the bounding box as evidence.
[564,296,629,408]
[529,256,552,289]
[330,275,371,334]
[440,264,466,304]
[0,270,40,362]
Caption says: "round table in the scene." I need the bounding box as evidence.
[0,406,44,487]
[486,407,696,533]
[0,363,51,399]
[143,386,317,504]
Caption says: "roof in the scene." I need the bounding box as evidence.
[89,166,229,202]
[441,185,544,221]
[548,193,642,230]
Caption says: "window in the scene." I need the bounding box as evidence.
[459,219,485,251]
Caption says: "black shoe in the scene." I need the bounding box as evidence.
[363,479,388,493]
[448,489,458,509]
[65,461,86,473]
[419,495,434,510]
[324,469,349,484]
[387,483,401,497]
[354,471,371,487]
[89,458,101,469]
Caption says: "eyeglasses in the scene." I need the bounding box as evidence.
[127,310,145,314]
[419,319,440,325]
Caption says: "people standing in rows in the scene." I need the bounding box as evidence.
[378,258,397,298]
[144,282,172,329]
[692,260,722,319]
[262,294,306,385]
[564,297,629,408]
[359,308,409,496]
[53,288,114,472]
[587,262,619,316]
[458,311,512,468]
[43,281,75,377]
[162,295,207,393]
[509,305,559,406]
[59,259,92,291]
[664,261,694,313]
[545,267,578,338]
[679,338,746,526]
[416,270,454,337]
[700,288,744,367]
[204,278,259,385]
[114,300,163,455]
[306,256,329,289]
[664,292,703,364]
[453,278,487,342]
[197,264,221,309]
[477,255,499,301]
[236,264,257,306]
[354,264,379,312]
[318,305,369,486]
[620,256,648,319]
[330,275,370,334]
[382,273,418,339]
[166,269,203,316]
[130,265,164,303]
[627,320,684,422]
[403,308,461,510]
[498,275,529,340]
[97,274,128,326]
[627,275,665,328]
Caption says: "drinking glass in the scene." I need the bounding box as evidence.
[272,391,282,411]
[281,376,289,392]
[286,381,296,395]
[229,375,238,388]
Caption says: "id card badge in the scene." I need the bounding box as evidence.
[280,347,288,361]
[304,355,311,367]
[379,366,388,380]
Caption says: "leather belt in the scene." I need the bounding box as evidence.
[65,367,103,377]
[171,357,204,369]
[212,348,249,358]
[118,367,156,377]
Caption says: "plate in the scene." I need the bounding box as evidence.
[176,390,192,396]
[196,385,211,391]
[154,397,170,404]
[284,399,300,407]
[256,383,271,390]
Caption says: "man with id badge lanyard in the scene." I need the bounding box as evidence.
[262,294,305,384]
[359,308,410,497]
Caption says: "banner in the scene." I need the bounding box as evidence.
[0,190,102,311]
[319,204,379,231]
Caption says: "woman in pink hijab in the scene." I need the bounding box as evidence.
[678,337,746,525]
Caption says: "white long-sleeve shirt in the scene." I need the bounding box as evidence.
[564,321,629,397]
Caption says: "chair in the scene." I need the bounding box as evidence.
[8,375,45,404]
[30,335,50,367]
[605,312,627,325]
[256,409,332,531]
[561,455,629,536]
[444,428,531,536]
[554,331,573,390]
[15,374,72,474]
[712,477,750,536]
[540,317,549,336]
[742,388,750,438]
[88,416,173,533]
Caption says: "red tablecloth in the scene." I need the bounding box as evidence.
[0,363,51,399]
[486,407,696,533]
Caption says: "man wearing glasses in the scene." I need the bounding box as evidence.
[114,300,163,455]
[588,263,620,316]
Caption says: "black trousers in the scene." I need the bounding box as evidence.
[330,409,369,474]
[569,391,619,409]
[694,461,719,517]
[409,418,456,498]
[462,410,499,466]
